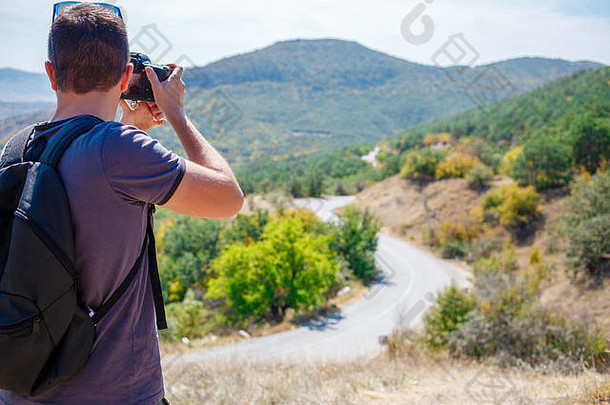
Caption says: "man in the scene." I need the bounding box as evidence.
[0,3,243,405]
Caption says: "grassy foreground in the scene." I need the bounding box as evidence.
[161,350,608,405]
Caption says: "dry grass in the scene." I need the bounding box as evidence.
[161,349,609,405]
[577,380,610,404]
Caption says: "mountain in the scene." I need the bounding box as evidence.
[0,39,603,161]
[0,101,54,120]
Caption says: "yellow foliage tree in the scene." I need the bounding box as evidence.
[481,184,541,229]
[500,146,523,175]
[436,152,482,179]
[424,132,453,147]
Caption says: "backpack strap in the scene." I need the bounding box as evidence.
[39,115,104,168]
[0,124,37,167]
[92,205,167,330]
[146,205,168,330]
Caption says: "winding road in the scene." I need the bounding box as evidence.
[165,196,470,366]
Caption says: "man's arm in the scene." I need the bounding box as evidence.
[145,65,244,218]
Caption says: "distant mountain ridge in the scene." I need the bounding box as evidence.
[0,39,604,161]
[0,68,55,103]
[188,39,601,90]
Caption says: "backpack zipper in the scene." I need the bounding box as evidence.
[0,315,40,336]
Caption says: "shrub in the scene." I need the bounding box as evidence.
[561,171,610,278]
[447,259,609,372]
[470,231,506,260]
[529,244,543,265]
[161,289,208,342]
[423,285,475,350]
[447,307,609,373]
[437,220,479,259]
[473,248,519,277]
[399,148,446,184]
[440,239,468,259]
[466,164,494,191]
[481,184,541,229]
[438,221,467,244]
[435,152,482,180]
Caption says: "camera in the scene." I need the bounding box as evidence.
[120,52,171,102]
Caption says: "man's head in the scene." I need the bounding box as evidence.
[46,3,130,94]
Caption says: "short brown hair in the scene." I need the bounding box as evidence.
[48,3,129,93]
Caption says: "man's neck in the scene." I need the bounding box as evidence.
[51,89,120,123]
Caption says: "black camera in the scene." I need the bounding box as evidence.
[121,52,171,102]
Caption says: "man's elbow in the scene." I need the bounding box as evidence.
[227,185,245,216]
[211,183,244,218]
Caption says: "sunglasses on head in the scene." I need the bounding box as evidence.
[52,1,123,21]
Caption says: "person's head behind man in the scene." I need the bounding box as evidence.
[45,3,132,97]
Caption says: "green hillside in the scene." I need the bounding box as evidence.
[238,66,610,196]
[392,67,610,149]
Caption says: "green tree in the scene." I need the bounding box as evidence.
[399,148,446,186]
[157,217,221,301]
[562,171,610,278]
[287,176,304,197]
[569,109,610,174]
[332,206,380,283]
[334,180,348,195]
[304,168,325,197]
[222,209,269,246]
[512,129,574,190]
[206,212,338,325]
[377,151,405,179]
[466,164,494,191]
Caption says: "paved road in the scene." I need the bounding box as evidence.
[167,196,470,366]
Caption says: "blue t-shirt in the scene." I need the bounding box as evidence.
[0,115,186,405]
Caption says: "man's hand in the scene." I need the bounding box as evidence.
[145,64,185,121]
[146,64,244,218]
[119,99,166,132]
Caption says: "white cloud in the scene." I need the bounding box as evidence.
[0,0,608,73]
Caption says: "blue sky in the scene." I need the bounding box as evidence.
[558,0,610,17]
[1,0,609,73]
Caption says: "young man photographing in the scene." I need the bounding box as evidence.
[0,3,243,405]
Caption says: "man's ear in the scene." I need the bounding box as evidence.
[44,61,58,91]
[120,63,134,93]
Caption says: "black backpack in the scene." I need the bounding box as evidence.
[0,115,167,396]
